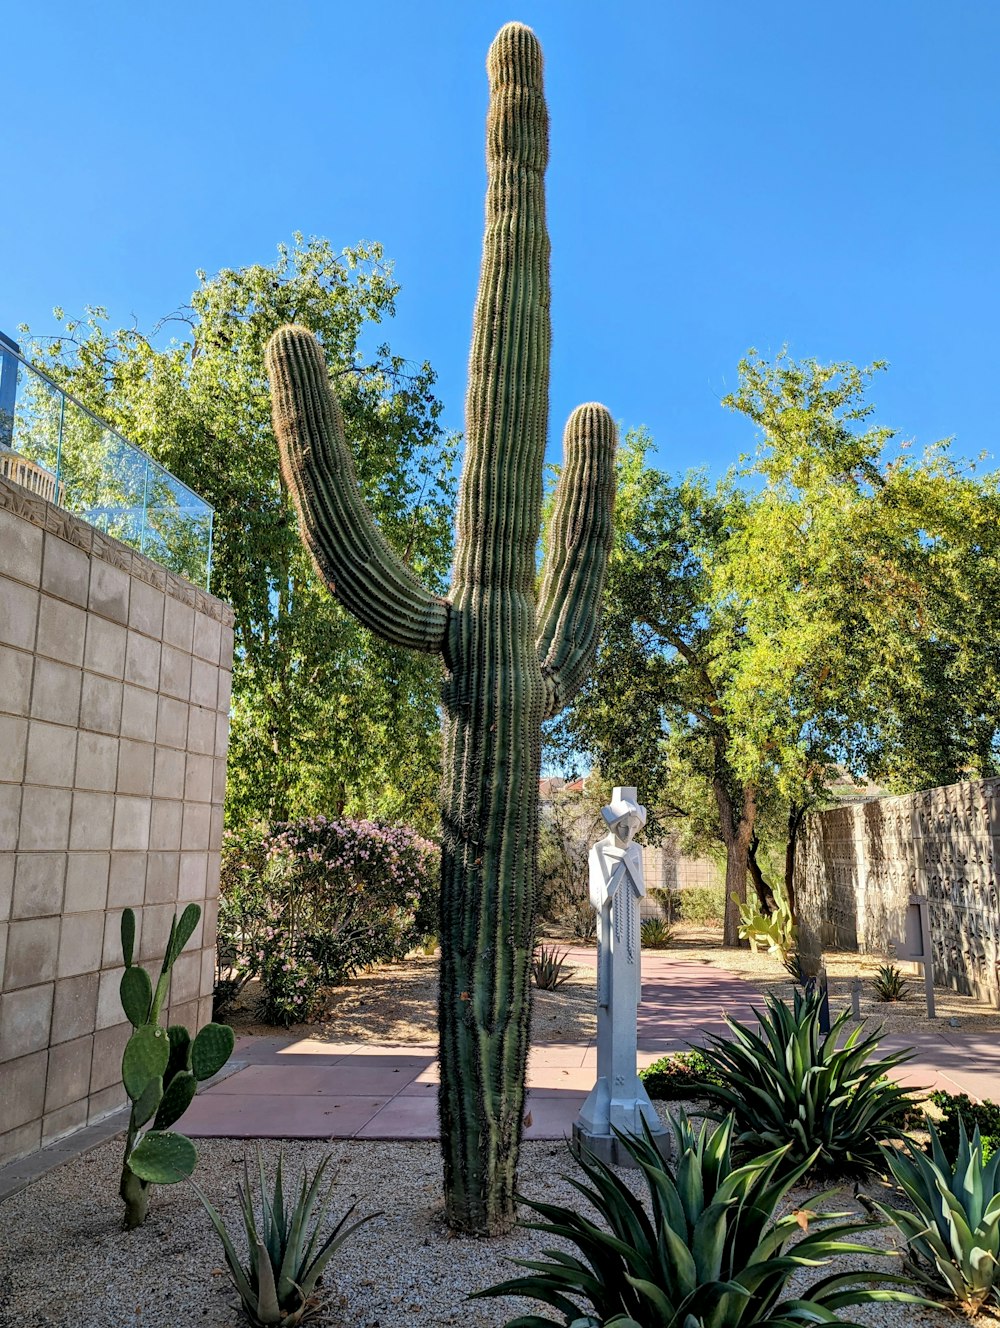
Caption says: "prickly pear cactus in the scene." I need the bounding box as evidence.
[266,22,616,1234]
[117,904,235,1228]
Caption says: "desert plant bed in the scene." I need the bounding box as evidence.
[222,949,598,1046]
[0,1106,986,1328]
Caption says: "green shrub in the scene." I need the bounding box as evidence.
[674,884,725,922]
[873,1119,1000,1314]
[640,1048,721,1100]
[640,916,674,949]
[475,1111,920,1327]
[872,963,910,1002]
[196,1147,375,1326]
[216,822,271,1013]
[928,1090,1000,1162]
[697,989,915,1175]
[649,885,678,921]
[258,947,324,1028]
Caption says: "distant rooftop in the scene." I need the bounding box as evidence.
[0,331,213,589]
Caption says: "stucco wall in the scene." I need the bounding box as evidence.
[0,476,233,1165]
[794,779,1000,1005]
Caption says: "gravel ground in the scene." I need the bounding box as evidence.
[7,934,995,1327]
[0,1101,986,1328]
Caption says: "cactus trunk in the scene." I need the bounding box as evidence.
[266,21,617,1235]
[438,631,542,1232]
[120,1163,149,1230]
[436,23,548,1234]
[114,904,234,1229]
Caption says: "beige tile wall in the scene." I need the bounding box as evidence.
[0,479,234,1165]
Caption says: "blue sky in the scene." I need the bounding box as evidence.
[3,1,998,475]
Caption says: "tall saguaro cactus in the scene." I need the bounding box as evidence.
[266,22,616,1234]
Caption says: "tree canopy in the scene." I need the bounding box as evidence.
[552,351,1000,943]
[25,236,457,832]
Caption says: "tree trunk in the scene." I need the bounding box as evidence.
[784,803,804,920]
[722,825,755,946]
[747,834,777,915]
[712,753,756,947]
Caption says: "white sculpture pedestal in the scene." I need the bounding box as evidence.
[573,786,671,1167]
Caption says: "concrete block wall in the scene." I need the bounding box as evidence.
[794,779,1000,1006]
[0,476,234,1165]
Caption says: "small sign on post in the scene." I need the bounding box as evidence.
[890,894,935,1018]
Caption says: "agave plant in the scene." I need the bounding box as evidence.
[532,944,574,991]
[697,989,915,1175]
[640,917,674,950]
[872,1119,1000,1313]
[872,963,910,1002]
[195,1148,375,1326]
[476,1111,920,1327]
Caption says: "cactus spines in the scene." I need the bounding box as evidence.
[267,329,449,654]
[117,905,235,1228]
[266,21,616,1235]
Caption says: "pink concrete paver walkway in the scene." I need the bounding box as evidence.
[182,954,1000,1143]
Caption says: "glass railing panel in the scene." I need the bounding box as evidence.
[0,341,214,589]
[4,358,63,500]
[142,457,213,588]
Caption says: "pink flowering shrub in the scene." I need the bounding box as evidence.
[256,947,323,1026]
[217,817,439,1026]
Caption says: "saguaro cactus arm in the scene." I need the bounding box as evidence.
[536,402,617,720]
[266,325,450,655]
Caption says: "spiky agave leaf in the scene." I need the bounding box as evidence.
[532,945,574,990]
[873,1119,1000,1313]
[695,989,915,1175]
[193,1149,376,1327]
[476,1113,925,1328]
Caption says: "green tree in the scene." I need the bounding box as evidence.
[557,352,1000,945]
[23,237,456,832]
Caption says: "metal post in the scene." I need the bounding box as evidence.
[205,508,214,591]
[914,893,936,1019]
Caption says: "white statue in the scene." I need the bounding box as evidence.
[573,786,670,1164]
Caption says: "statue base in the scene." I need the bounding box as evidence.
[573,1076,672,1168]
[572,1119,672,1168]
